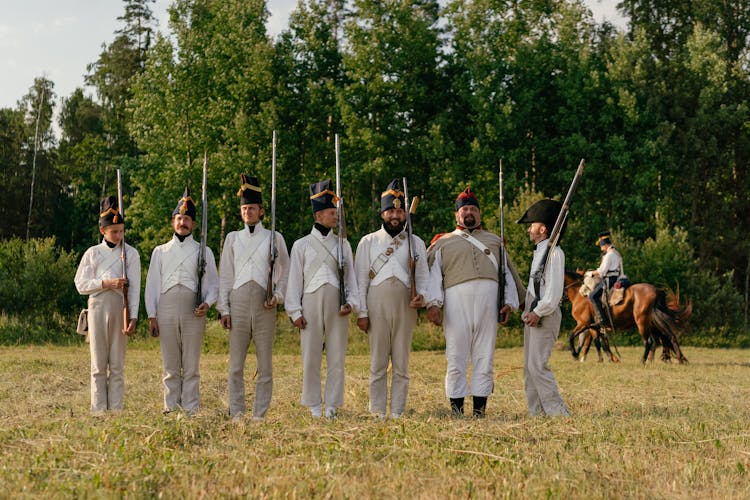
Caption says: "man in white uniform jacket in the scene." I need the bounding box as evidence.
[145,187,219,416]
[426,187,519,417]
[74,196,140,414]
[355,179,429,420]
[286,179,358,419]
[518,199,570,417]
[218,174,290,421]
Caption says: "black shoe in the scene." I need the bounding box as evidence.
[472,396,487,418]
[450,398,464,416]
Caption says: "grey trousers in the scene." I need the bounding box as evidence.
[88,291,128,412]
[367,278,416,416]
[157,285,205,413]
[300,284,349,410]
[523,299,570,416]
[228,281,276,418]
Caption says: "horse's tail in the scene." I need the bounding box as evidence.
[651,289,690,363]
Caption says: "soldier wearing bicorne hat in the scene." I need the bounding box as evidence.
[285,179,359,419]
[145,187,219,416]
[218,174,290,421]
[426,187,520,418]
[588,230,623,328]
[354,179,429,420]
[74,195,141,414]
[517,198,570,417]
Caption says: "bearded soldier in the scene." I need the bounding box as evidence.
[74,196,140,414]
[588,231,623,328]
[426,187,519,417]
[285,179,359,419]
[218,174,290,421]
[355,179,429,420]
[518,199,570,417]
[145,187,219,416]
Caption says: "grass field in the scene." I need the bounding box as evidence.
[1,321,749,498]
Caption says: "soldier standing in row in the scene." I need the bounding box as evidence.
[74,196,141,414]
[285,179,359,419]
[518,199,570,417]
[145,188,219,416]
[355,179,429,420]
[426,187,519,417]
[218,175,290,422]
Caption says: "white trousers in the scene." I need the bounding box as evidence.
[88,291,127,412]
[157,285,205,413]
[300,284,349,410]
[443,279,497,398]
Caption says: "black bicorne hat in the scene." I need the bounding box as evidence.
[381,179,405,212]
[237,174,262,205]
[596,231,612,246]
[455,187,480,211]
[309,179,338,213]
[173,186,197,219]
[99,195,124,227]
[517,199,562,232]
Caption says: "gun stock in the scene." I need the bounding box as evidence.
[116,169,130,335]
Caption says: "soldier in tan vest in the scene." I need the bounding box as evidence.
[426,187,519,417]
[145,187,219,416]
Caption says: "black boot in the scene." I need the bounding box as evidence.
[450,398,464,416]
[473,396,487,418]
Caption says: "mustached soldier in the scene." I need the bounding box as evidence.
[426,187,519,417]
[355,179,429,420]
[145,187,219,416]
[285,179,359,419]
[218,174,290,421]
[74,196,140,414]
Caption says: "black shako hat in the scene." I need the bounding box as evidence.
[381,179,405,212]
[596,231,612,246]
[517,199,562,232]
[309,179,338,213]
[455,187,480,211]
[172,186,197,219]
[237,174,262,206]
[99,196,124,227]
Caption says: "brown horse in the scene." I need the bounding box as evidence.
[563,270,691,364]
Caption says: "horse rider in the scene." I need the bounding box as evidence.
[588,231,623,328]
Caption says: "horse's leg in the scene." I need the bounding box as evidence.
[569,327,588,359]
[599,332,619,363]
[594,335,604,363]
[642,335,655,364]
[581,331,595,363]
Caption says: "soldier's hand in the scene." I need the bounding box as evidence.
[149,318,160,337]
[220,315,232,330]
[523,311,540,327]
[123,318,136,336]
[498,304,512,325]
[194,302,209,317]
[357,317,369,333]
[103,278,128,290]
[339,304,352,316]
[427,305,442,326]
[409,294,425,309]
[293,316,307,330]
[264,296,278,309]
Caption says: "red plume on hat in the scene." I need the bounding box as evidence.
[455,186,479,210]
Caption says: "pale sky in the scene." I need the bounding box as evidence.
[0,0,626,111]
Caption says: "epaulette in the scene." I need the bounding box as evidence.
[429,232,447,246]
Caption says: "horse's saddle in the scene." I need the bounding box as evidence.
[608,276,632,306]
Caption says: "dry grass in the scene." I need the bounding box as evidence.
[1,324,749,498]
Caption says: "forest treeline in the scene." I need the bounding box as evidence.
[1,0,748,338]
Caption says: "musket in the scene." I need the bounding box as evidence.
[498,160,506,314]
[116,169,130,335]
[334,134,347,308]
[402,177,419,301]
[529,159,585,323]
[265,131,278,305]
[196,150,208,309]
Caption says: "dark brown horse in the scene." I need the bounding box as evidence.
[564,270,691,364]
